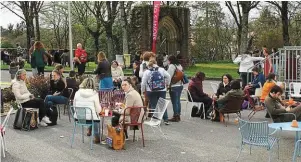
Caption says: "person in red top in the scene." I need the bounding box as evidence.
[263,48,273,78]
[74,43,87,75]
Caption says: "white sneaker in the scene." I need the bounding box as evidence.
[42,116,52,124]
[39,121,48,127]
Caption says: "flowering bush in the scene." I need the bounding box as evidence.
[27,76,50,99]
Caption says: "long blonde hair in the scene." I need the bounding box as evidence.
[97,51,106,63]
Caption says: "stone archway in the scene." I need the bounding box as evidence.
[156,16,181,56]
[129,5,190,59]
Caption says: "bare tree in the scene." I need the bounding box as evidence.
[120,1,134,55]
[226,1,260,54]
[268,1,290,45]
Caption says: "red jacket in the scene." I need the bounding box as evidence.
[75,48,87,63]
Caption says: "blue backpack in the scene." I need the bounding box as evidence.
[148,67,165,91]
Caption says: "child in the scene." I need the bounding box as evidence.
[9,62,19,80]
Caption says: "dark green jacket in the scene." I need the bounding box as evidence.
[217,89,244,107]
[32,48,46,68]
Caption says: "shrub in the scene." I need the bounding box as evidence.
[27,76,50,99]
[2,87,15,103]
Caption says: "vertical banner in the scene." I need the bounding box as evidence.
[152,1,161,54]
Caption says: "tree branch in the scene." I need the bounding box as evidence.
[0,2,25,20]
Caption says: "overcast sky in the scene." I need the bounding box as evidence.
[0,1,260,28]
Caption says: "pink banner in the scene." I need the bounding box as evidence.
[152,1,161,54]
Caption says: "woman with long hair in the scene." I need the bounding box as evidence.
[31,41,49,76]
[167,55,183,122]
[263,48,273,78]
[94,52,113,89]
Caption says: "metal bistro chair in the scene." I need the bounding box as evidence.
[144,98,169,139]
[70,106,100,150]
[293,140,301,162]
[122,106,147,147]
[0,107,13,158]
[57,88,74,120]
[236,118,280,162]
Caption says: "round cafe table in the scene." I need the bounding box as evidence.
[268,122,301,142]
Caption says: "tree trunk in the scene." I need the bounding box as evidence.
[25,19,35,50]
[120,1,129,54]
[105,25,114,61]
[281,1,290,45]
[240,3,250,54]
[35,13,40,41]
[237,26,242,55]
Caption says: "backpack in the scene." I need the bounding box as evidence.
[148,67,165,91]
[191,106,201,117]
[171,64,184,85]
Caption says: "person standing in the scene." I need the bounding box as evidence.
[74,43,87,75]
[167,55,183,122]
[141,58,171,125]
[94,52,113,89]
[31,41,49,76]
[263,48,273,78]
[233,53,264,89]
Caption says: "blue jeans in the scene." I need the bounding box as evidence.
[169,86,183,116]
[89,122,100,137]
[146,91,168,121]
[45,95,68,110]
[99,77,113,89]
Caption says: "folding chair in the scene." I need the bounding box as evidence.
[293,140,301,162]
[1,107,13,158]
[122,106,146,147]
[236,118,280,162]
[144,98,169,139]
[70,106,100,150]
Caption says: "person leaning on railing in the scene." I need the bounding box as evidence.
[233,53,264,89]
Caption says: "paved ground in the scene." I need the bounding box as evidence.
[1,71,300,162]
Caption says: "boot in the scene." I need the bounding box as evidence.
[177,115,181,121]
[168,115,180,122]
[93,136,100,144]
[87,128,92,136]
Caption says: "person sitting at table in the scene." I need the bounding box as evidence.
[111,77,144,140]
[260,73,276,102]
[210,80,244,121]
[215,74,233,98]
[244,66,265,95]
[265,85,301,122]
[73,77,101,143]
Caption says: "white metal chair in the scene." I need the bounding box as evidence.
[293,140,301,162]
[1,107,14,158]
[144,98,169,139]
[289,82,301,98]
[184,88,205,119]
[210,82,219,94]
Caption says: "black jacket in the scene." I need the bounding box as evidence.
[94,60,112,80]
[66,77,79,99]
[216,83,231,97]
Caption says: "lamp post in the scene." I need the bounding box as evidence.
[68,1,74,70]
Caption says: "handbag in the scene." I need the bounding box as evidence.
[13,108,26,129]
[171,65,184,84]
[22,109,38,131]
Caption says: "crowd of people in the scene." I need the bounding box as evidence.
[9,41,301,145]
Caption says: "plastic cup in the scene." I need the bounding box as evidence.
[105,109,109,116]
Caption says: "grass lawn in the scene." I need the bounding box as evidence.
[1,62,239,79]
